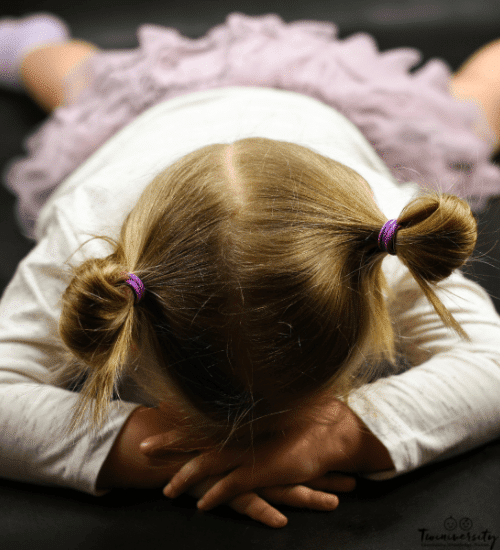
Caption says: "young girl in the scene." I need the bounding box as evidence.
[1,12,500,529]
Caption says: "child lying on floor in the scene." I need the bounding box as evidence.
[1,13,500,527]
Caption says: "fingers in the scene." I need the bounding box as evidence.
[196,470,257,511]
[227,492,288,528]
[140,430,215,457]
[259,485,339,511]
[224,486,340,528]
[185,476,289,529]
[163,451,240,499]
[306,473,357,493]
[196,471,355,511]
[163,455,215,498]
[140,430,186,456]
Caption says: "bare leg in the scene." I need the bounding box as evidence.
[19,39,99,112]
[450,39,500,151]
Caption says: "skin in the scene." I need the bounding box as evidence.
[448,38,500,150]
[96,403,356,527]
[141,397,394,513]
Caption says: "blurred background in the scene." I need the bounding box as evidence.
[2,0,500,303]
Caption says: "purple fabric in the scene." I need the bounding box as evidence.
[4,13,500,239]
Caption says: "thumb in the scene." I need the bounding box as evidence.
[140,430,187,456]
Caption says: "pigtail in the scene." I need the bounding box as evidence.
[392,193,477,339]
[59,250,138,431]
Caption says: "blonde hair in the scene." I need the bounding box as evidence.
[58,138,477,442]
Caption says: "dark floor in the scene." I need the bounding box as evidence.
[1,2,500,548]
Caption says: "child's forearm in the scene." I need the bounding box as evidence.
[96,406,198,490]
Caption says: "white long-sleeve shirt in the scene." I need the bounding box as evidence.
[1,87,499,493]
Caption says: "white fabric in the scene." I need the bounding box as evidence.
[1,87,499,494]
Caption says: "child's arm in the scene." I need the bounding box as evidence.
[345,262,500,479]
[96,405,197,489]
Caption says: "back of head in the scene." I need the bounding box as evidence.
[58,137,477,442]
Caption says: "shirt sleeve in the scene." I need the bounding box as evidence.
[0,218,140,495]
[347,257,500,480]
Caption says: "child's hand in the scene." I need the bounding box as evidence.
[96,405,199,490]
[140,399,393,511]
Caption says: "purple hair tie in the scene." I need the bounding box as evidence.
[123,272,145,303]
[378,219,400,255]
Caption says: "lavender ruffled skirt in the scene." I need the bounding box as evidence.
[5,13,500,238]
